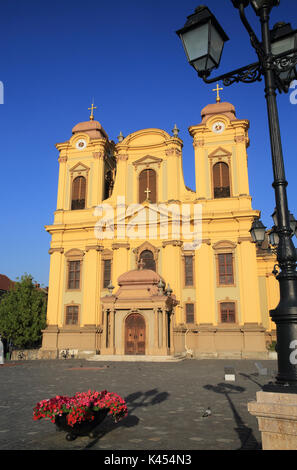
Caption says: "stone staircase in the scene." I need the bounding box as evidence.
[86,354,187,362]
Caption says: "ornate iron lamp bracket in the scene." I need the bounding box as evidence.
[200,61,263,86]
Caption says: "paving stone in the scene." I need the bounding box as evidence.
[0,358,276,450]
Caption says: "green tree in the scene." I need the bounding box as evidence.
[0,274,47,349]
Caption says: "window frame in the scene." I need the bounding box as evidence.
[69,162,89,211]
[184,302,195,325]
[183,253,195,287]
[138,168,157,204]
[65,249,84,292]
[212,161,231,199]
[217,252,235,287]
[64,304,80,327]
[102,250,113,289]
[219,301,237,324]
[213,241,237,288]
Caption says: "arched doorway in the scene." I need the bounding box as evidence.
[125,313,146,355]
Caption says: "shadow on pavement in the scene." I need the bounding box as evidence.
[203,383,261,450]
[84,388,170,449]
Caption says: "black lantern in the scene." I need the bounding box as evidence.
[271,208,278,226]
[289,212,297,236]
[272,208,297,235]
[250,0,280,15]
[270,22,297,89]
[176,5,229,76]
[269,226,279,247]
[250,219,266,244]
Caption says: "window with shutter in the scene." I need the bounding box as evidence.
[103,259,111,288]
[67,261,81,289]
[220,302,236,323]
[185,303,195,323]
[139,250,156,271]
[139,169,157,203]
[65,305,79,325]
[71,176,86,210]
[184,255,194,286]
[213,162,230,199]
[218,253,234,285]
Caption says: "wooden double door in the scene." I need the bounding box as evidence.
[125,313,146,355]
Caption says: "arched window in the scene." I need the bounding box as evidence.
[139,169,156,203]
[213,162,230,199]
[71,176,86,210]
[139,250,156,271]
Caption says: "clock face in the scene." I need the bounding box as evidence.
[76,139,87,150]
[212,121,225,134]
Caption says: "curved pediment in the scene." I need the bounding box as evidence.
[122,128,171,148]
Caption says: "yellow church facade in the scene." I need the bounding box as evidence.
[41,98,279,359]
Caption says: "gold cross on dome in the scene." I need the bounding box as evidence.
[144,187,151,200]
[212,83,223,103]
[88,102,97,121]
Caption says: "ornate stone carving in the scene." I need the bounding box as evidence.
[193,139,204,148]
[234,135,246,144]
[117,154,129,162]
[85,245,104,252]
[112,242,130,250]
[48,247,64,254]
[162,240,183,248]
[93,151,104,159]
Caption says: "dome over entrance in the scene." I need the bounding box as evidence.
[118,268,161,286]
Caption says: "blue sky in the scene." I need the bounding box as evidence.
[0,0,296,286]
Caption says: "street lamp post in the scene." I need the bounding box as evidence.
[177,1,297,389]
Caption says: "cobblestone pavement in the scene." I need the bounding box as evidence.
[0,358,278,451]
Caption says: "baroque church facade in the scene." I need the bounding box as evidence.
[41,97,279,359]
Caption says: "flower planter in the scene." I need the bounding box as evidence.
[33,390,128,441]
[55,408,109,441]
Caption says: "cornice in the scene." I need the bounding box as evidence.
[48,247,64,255]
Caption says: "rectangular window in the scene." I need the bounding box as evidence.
[65,305,79,325]
[220,302,236,323]
[68,260,81,289]
[218,253,234,285]
[103,259,111,288]
[185,303,195,324]
[184,255,194,286]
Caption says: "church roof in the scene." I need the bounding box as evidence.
[72,120,109,140]
[201,101,237,123]
[118,268,161,286]
[0,274,14,292]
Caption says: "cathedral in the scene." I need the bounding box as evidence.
[41,93,279,360]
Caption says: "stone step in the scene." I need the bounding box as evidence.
[86,354,187,362]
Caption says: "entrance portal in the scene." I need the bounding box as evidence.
[125,313,146,355]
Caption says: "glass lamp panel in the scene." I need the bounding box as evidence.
[250,221,266,243]
[255,228,265,243]
[250,230,257,243]
[192,57,207,72]
[181,23,209,63]
[272,209,278,226]
[289,213,297,234]
[206,56,216,72]
[209,24,224,67]
[269,230,279,246]
[271,36,296,56]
